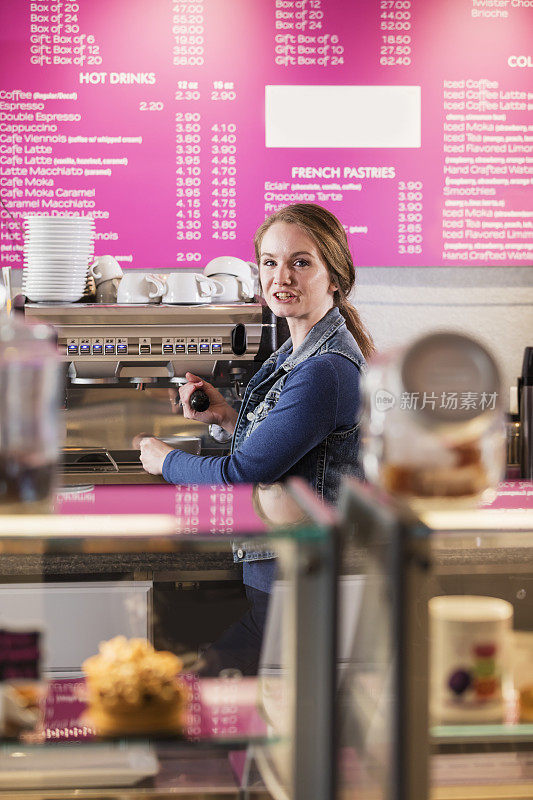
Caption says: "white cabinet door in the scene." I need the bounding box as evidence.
[0,582,151,677]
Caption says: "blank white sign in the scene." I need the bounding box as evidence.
[265,84,421,149]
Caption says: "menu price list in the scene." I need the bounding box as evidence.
[1,0,532,268]
[442,77,533,263]
[28,1,103,68]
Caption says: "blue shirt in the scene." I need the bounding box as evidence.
[162,351,360,486]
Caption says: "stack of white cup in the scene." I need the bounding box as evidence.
[22,216,95,302]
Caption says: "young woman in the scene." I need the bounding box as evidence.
[137,203,374,673]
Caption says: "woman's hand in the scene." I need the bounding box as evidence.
[132,433,173,475]
[179,372,238,434]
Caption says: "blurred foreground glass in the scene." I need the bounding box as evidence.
[0,286,62,513]
[362,331,506,511]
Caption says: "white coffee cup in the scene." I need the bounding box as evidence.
[163,272,223,304]
[204,256,253,284]
[209,272,254,303]
[429,595,513,723]
[89,255,123,285]
[117,272,165,304]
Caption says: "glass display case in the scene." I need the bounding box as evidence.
[0,479,338,800]
[338,478,533,800]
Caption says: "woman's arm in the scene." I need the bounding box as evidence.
[161,355,360,485]
[179,372,238,434]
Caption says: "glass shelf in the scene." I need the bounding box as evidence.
[29,675,278,750]
[0,481,336,799]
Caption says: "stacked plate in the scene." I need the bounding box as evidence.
[22,216,95,302]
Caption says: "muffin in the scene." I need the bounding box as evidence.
[82,636,188,735]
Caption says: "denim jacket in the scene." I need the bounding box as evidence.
[232,306,365,565]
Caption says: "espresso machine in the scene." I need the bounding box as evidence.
[23,300,282,484]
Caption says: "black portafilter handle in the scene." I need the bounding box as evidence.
[189,388,210,412]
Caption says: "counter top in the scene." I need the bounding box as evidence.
[0,481,531,577]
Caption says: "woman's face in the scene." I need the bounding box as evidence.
[259,221,337,327]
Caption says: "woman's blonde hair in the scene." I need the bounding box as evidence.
[254,203,375,360]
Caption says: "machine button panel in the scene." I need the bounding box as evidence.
[65,336,229,356]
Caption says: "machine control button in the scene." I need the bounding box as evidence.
[80,339,91,355]
[116,338,128,355]
[92,338,103,355]
[139,337,151,355]
[104,338,116,355]
[231,324,247,356]
[67,339,79,355]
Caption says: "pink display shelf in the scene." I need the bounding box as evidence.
[43,675,268,743]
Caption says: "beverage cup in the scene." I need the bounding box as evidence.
[89,256,123,285]
[163,272,223,304]
[209,272,254,303]
[204,256,253,284]
[117,273,165,304]
[96,277,121,304]
[247,261,260,295]
[429,595,513,723]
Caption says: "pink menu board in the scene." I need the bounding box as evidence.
[1,0,532,268]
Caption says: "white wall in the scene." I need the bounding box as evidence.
[353,265,533,407]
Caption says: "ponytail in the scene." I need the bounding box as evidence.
[337,296,376,361]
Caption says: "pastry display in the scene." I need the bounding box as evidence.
[82,636,188,735]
